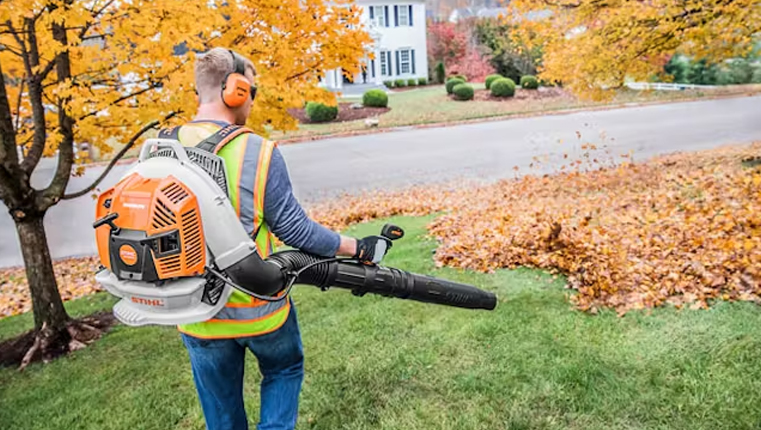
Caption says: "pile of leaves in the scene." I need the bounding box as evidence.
[312,143,761,314]
[0,257,102,318]
[2,143,760,318]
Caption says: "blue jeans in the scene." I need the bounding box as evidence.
[181,304,304,430]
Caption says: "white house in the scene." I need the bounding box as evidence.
[321,0,428,90]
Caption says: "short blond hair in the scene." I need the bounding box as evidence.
[194,47,256,104]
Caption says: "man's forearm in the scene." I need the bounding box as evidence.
[337,235,357,257]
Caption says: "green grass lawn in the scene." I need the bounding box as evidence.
[2,215,761,429]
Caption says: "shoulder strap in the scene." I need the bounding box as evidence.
[158,126,180,140]
[195,124,255,154]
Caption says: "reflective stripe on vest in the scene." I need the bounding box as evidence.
[168,123,287,339]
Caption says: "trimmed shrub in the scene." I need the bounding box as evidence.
[490,78,516,97]
[451,74,467,82]
[445,78,465,94]
[394,79,407,87]
[485,74,503,90]
[452,83,474,101]
[407,79,417,86]
[418,77,428,86]
[435,62,446,84]
[383,80,394,88]
[362,89,388,108]
[305,102,338,123]
[520,75,539,89]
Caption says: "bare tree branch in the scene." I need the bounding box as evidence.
[14,72,25,132]
[38,15,74,211]
[37,57,58,82]
[1,44,24,57]
[25,18,41,70]
[19,18,47,175]
[63,111,178,200]
[6,20,27,53]
[77,85,157,122]
[0,59,25,208]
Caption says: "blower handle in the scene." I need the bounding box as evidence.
[139,138,193,164]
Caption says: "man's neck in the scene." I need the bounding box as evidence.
[194,102,236,124]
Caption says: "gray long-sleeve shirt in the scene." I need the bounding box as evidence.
[258,146,340,256]
[190,120,339,257]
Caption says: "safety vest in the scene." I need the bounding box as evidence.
[159,122,291,339]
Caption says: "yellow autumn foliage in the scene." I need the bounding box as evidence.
[1,0,373,160]
[507,0,761,98]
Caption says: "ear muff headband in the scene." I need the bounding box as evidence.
[221,50,255,108]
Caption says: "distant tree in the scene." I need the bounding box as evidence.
[473,18,541,84]
[510,0,761,98]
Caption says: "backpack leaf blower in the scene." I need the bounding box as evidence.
[93,139,497,327]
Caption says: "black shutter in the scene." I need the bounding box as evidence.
[369,6,374,20]
[394,5,399,26]
[409,5,413,26]
[387,51,392,76]
[384,6,389,27]
[396,51,400,75]
[371,59,376,78]
[411,50,416,74]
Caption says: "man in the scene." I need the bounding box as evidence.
[165,47,390,430]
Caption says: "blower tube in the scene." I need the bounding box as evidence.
[224,249,497,311]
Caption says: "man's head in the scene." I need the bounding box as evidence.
[194,48,256,125]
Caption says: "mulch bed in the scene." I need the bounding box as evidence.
[0,311,117,369]
[288,102,390,124]
[472,86,570,102]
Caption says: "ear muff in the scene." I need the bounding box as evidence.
[221,50,254,108]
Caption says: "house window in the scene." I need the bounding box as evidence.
[380,50,388,76]
[398,5,409,26]
[372,6,385,27]
[399,49,411,74]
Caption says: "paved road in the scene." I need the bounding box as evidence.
[1,95,760,268]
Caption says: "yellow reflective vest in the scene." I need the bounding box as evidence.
[162,122,290,339]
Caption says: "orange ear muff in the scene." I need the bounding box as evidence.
[221,50,254,108]
[222,74,250,108]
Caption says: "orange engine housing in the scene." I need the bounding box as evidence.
[95,173,206,281]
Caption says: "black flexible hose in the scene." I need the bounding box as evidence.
[224,250,497,311]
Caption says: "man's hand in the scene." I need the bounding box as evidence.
[353,235,392,264]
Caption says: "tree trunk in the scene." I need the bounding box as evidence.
[15,213,71,333]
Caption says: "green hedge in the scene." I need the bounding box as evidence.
[520,75,539,89]
[383,80,394,88]
[418,77,428,86]
[407,79,417,86]
[362,89,388,108]
[445,78,466,94]
[394,79,407,87]
[490,78,516,97]
[450,74,467,82]
[305,102,338,123]
[452,83,474,101]
[485,74,503,90]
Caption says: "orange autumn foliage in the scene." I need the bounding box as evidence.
[311,143,761,315]
[3,144,761,318]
